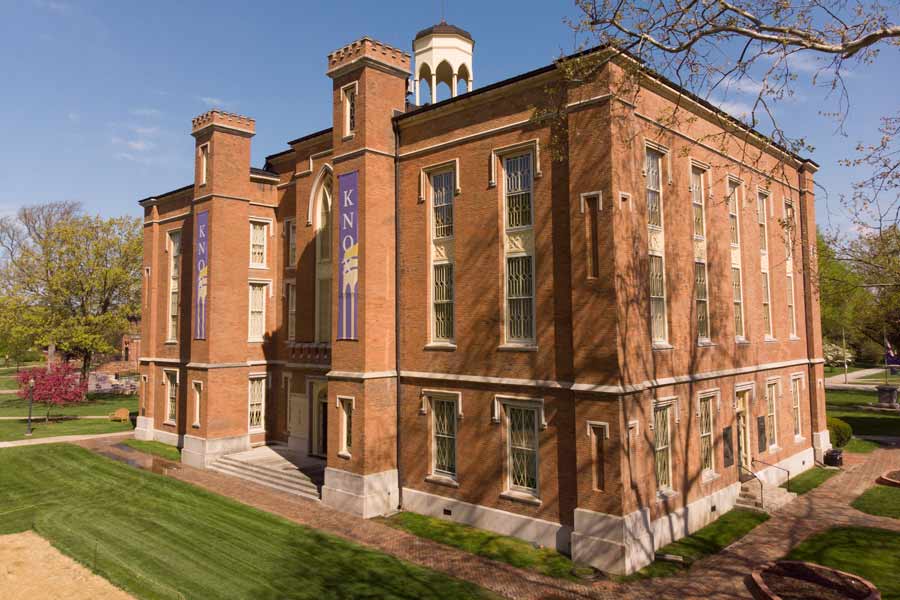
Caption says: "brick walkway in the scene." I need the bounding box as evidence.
[78,438,900,600]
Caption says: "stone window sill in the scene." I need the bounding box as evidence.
[794,435,805,443]
[500,489,542,506]
[736,337,751,346]
[163,420,176,427]
[701,471,720,484]
[249,428,266,435]
[656,488,679,502]
[789,335,802,341]
[652,342,674,351]
[164,340,178,345]
[697,339,716,348]
[337,451,351,460]
[191,423,200,429]
[424,342,457,352]
[498,343,538,353]
[764,336,778,343]
[342,133,355,142]
[769,445,782,454]
[425,474,459,488]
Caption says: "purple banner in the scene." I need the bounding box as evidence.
[194,210,209,339]
[337,171,359,340]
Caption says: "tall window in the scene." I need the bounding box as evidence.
[286,220,297,267]
[286,283,296,342]
[783,200,794,261]
[757,193,768,253]
[653,404,672,490]
[167,230,181,342]
[646,149,663,227]
[316,172,333,343]
[650,254,668,342]
[762,272,772,337]
[592,425,606,491]
[340,397,353,455]
[433,263,454,341]
[504,154,532,228]
[728,180,740,245]
[192,381,202,428]
[433,397,457,477]
[699,396,714,473]
[585,195,601,278]
[165,371,177,423]
[766,381,778,448]
[695,261,710,340]
[249,283,266,341]
[199,144,209,186]
[250,221,267,268]
[791,377,802,436]
[787,275,797,337]
[344,86,356,134]
[506,256,534,341]
[507,405,538,493]
[732,267,744,338]
[432,170,454,238]
[691,167,705,237]
[248,377,265,431]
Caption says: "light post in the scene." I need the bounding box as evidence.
[25,377,35,437]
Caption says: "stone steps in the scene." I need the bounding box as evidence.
[209,454,321,501]
[735,479,796,514]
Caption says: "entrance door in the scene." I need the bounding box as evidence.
[735,389,753,478]
[311,381,328,457]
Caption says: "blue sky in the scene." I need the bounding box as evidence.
[0,0,896,231]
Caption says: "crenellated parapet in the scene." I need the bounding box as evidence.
[327,36,410,78]
[191,110,256,137]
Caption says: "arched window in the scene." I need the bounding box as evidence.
[315,170,333,343]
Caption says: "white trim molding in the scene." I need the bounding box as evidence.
[489,139,542,187]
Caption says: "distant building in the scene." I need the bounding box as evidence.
[136,23,828,574]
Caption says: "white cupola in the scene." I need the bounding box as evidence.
[412,21,474,105]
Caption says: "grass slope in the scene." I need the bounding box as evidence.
[851,484,900,520]
[783,467,839,495]
[786,526,900,600]
[826,409,900,437]
[379,511,577,580]
[0,393,138,418]
[120,440,181,462]
[825,389,878,407]
[0,444,494,600]
[0,418,133,442]
[0,376,18,390]
[616,509,769,581]
[844,438,883,453]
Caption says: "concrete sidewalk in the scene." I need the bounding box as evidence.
[0,430,133,449]
[824,367,882,391]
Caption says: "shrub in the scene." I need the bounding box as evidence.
[17,362,87,421]
[827,416,853,448]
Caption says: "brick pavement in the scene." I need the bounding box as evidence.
[78,438,900,600]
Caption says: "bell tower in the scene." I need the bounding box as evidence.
[413,21,474,105]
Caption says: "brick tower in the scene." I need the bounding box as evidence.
[319,38,410,517]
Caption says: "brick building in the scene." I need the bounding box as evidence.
[136,23,829,574]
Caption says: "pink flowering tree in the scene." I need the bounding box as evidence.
[17,362,87,421]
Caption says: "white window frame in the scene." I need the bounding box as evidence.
[501,151,536,346]
[198,143,209,186]
[695,260,710,343]
[341,82,358,137]
[503,152,534,231]
[697,391,717,477]
[248,280,269,342]
[163,369,178,425]
[430,167,455,239]
[501,398,541,499]
[285,218,297,268]
[727,178,741,247]
[314,173,333,343]
[645,147,664,229]
[586,421,610,491]
[431,262,454,343]
[430,393,459,480]
[690,164,706,238]
[787,273,798,338]
[651,398,674,494]
[783,199,795,262]
[649,252,669,344]
[337,395,354,458]
[732,266,745,339]
[249,219,270,269]
[191,380,202,428]
[166,229,182,343]
[762,270,773,339]
[248,374,266,433]
[791,373,804,439]
[765,378,780,450]
[757,190,769,254]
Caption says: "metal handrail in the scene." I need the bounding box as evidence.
[752,458,790,494]
[739,464,765,510]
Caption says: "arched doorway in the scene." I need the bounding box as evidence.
[314,169,333,344]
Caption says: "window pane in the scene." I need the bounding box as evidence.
[650,255,667,341]
[654,406,670,489]
[506,256,534,340]
[433,263,454,340]
[758,195,768,252]
[728,183,740,245]
[432,171,454,238]
[695,262,709,339]
[732,268,744,336]
[505,154,532,229]
[691,168,704,236]
[251,223,266,265]
[434,399,456,476]
[509,406,538,491]
[249,379,264,429]
[646,150,662,227]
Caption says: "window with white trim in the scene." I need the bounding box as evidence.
[650,254,668,342]
[248,376,265,431]
[250,221,267,268]
[344,85,356,135]
[695,261,710,340]
[192,381,202,428]
[507,404,539,494]
[166,230,181,342]
[757,192,768,253]
[199,143,209,186]
[783,200,794,261]
[699,395,714,473]
[502,153,536,345]
[766,380,778,448]
[591,424,606,491]
[762,271,772,337]
[506,256,534,341]
[165,370,177,423]
[340,397,353,455]
[728,180,740,246]
[653,404,672,491]
[791,376,802,436]
[585,194,601,279]
[504,153,533,229]
[315,173,333,343]
[691,166,705,237]
[732,267,745,338]
[248,282,267,341]
[286,219,297,267]
[646,149,663,227]
[433,263,454,341]
[787,274,797,337]
[431,170,454,238]
[432,396,457,477]
[286,282,296,342]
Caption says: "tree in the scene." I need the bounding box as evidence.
[0,204,142,377]
[17,362,88,422]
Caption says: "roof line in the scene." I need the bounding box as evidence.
[138,183,193,206]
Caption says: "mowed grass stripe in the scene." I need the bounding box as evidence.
[0,444,494,600]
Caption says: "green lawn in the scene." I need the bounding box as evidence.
[824,366,869,376]
[0,376,18,390]
[0,393,137,418]
[855,373,900,385]
[0,418,133,442]
[0,363,44,377]
[120,439,181,462]
[826,409,900,437]
[783,467,839,495]
[851,484,900,520]
[825,389,878,407]
[615,509,770,581]
[786,526,900,600]
[0,444,494,600]
[844,438,884,453]
[379,511,578,581]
